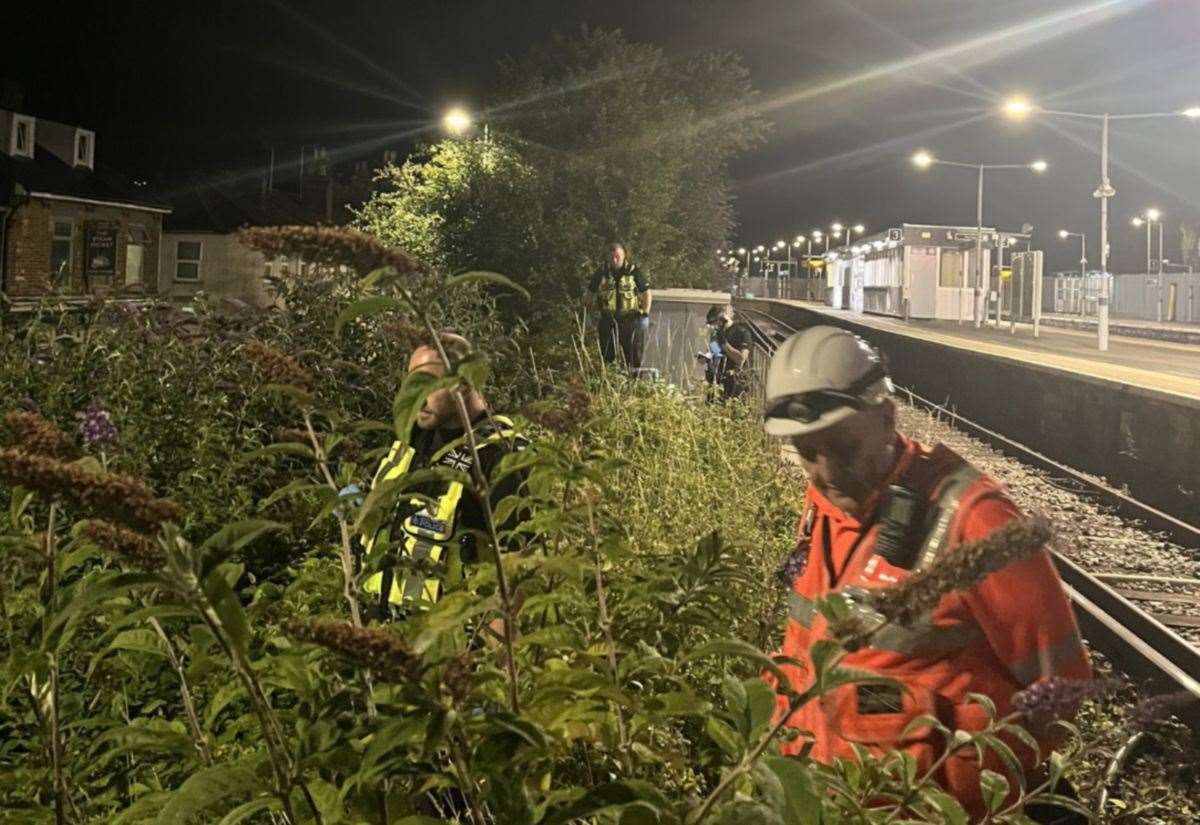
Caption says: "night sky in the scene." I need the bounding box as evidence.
[6,0,1199,273]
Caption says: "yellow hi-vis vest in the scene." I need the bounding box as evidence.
[361,416,517,609]
[597,265,641,315]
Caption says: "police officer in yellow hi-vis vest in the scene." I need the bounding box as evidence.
[358,333,528,620]
[584,242,652,368]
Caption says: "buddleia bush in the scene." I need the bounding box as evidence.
[0,227,1112,824]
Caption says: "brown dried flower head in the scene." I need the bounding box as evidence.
[239,226,423,278]
[441,652,475,703]
[0,448,182,531]
[4,411,79,460]
[287,619,422,684]
[79,519,164,572]
[520,381,592,434]
[1130,690,1197,732]
[274,428,313,445]
[870,517,1053,627]
[244,340,313,391]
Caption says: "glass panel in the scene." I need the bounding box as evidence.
[177,241,202,261]
[51,240,72,275]
[176,261,200,281]
[16,122,29,153]
[77,135,89,163]
[53,221,72,239]
[125,245,144,286]
[939,250,964,288]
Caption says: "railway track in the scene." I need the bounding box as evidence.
[737,304,1200,730]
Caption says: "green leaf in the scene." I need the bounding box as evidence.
[155,764,263,824]
[202,570,251,658]
[762,756,822,825]
[921,787,969,825]
[446,270,530,300]
[201,519,286,554]
[705,716,743,757]
[241,442,316,462]
[42,571,159,653]
[334,295,408,336]
[685,638,787,684]
[392,370,459,442]
[978,769,1009,814]
[215,796,282,825]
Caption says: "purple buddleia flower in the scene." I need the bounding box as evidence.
[78,399,119,448]
[1012,677,1105,729]
[774,544,809,589]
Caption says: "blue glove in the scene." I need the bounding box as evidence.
[336,483,363,518]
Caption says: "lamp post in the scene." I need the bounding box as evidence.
[1133,209,1165,322]
[913,150,1047,327]
[738,247,748,278]
[1003,98,1200,349]
[1058,229,1087,315]
[793,235,811,298]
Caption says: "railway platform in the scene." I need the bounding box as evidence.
[758,299,1200,403]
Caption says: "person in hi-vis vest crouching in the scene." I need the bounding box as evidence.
[355,332,528,621]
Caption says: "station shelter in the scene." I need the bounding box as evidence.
[823,224,1026,322]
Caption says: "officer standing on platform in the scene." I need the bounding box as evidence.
[584,243,652,369]
[762,326,1090,822]
[358,333,527,620]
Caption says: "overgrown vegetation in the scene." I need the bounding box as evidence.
[0,224,1127,824]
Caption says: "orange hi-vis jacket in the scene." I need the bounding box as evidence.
[771,436,1090,816]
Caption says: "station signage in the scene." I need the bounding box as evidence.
[85,221,118,274]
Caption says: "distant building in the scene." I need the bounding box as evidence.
[162,151,373,308]
[1,108,171,306]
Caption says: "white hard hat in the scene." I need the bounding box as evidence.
[763,326,892,437]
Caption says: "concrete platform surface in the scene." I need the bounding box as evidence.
[761,300,1200,402]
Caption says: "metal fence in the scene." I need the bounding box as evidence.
[737,276,825,302]
[1045,272,1200,324]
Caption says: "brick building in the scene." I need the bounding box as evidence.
[0,108,170,306]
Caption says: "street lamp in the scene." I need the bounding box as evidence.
[442,107,474,136]
[812,229,829,255]
[1002,96,1200,349]
[1133,209,1165,321]
[738,247,748,276]
[846,223,866,248]
[912,150,1048,326]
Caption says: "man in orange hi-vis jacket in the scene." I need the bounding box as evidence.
[762,326,1091,822]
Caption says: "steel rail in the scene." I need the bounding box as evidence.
[735,304,1200,729]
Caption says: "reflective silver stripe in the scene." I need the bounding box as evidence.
[1009,627,1085,686]
[914,465,981,572]
[788,591,816,628]
[840,586,982,657]
[790,589,980,656]
[872,621,984,657]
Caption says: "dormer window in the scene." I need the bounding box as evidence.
[74,129,95,168]
[10,115,35,159]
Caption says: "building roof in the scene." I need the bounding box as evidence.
[0,143,170,212]
[164,174,364,234]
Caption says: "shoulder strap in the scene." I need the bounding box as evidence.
[910,456,982,572]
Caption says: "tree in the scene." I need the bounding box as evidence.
[355,27,767,326]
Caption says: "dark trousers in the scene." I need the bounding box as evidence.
[598,313,645,369]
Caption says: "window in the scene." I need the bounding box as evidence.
[125,225,149,286]
[74,129,95,167]
[176,240,202,281]
[938,249,965,288]
[10,115,35,159]
[51,220,73,281]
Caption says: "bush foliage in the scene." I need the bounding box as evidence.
[0,227,1103,824]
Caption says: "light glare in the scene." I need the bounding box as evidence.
[442,107,473,135]
[912,151,934,169]
[1003,97,1034,119]
[1030,160,1048,172]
